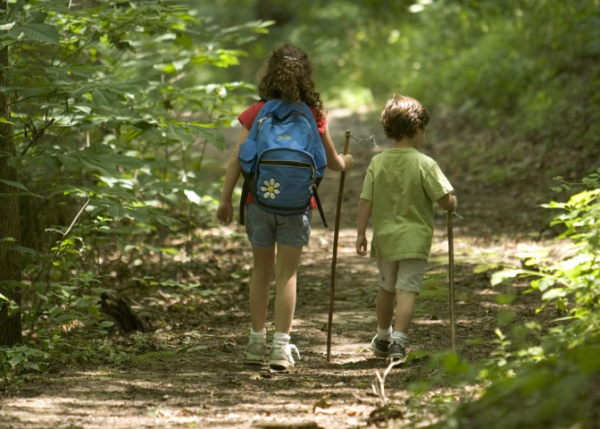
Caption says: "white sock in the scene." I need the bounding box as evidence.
[250,328,266,341]
[273,332,290,345]
[391,331,408,347]
[377,326,393,341]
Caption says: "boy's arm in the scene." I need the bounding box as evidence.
[437,192,458,212]
[216,127,250,225]
[356,198,373,256]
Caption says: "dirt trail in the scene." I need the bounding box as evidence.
[0,111,562,429]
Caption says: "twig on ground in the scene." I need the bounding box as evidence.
[372,359,403,404]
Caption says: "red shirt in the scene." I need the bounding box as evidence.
[238,102,327,207]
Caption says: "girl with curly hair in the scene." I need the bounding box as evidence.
[216,44,354,371]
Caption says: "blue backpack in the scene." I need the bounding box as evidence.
[238,99,328,226]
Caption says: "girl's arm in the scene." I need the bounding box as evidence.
[321,123,354,172]
[356,198,373,256]
[216,127,250,225]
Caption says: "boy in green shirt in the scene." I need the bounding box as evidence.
[356,94,457,361]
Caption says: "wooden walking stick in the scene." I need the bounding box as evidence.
[326,130,351,362]
[448,210,457,355]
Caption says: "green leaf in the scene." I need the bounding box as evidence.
[92,89,118,108]
[0,179,29,192]
[176,32,193,49]
[0,22,16,31]
[474,263,498,274]
[105,154,144,170]
[167,124,194,145]
[541,288,566,301]
[187,124,224,150]
[490,269,522,286]
[12,23,59,45]
[183,190,202,205]
[100,321,114,328]
[22,361,40,371]
[107,205,128,219]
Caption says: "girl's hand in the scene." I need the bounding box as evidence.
[216,201,234,225]
[356,234,368,256]
[342,154,354,171]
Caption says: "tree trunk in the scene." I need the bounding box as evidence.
[0,0,23,346]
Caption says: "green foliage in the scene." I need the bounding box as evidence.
[212,0,600,184]
[430,171,600,428]
[0,0,268,375]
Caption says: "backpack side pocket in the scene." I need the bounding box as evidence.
[238,138,258,173]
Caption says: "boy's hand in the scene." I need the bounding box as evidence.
[216,201,233,225]
[356,234,368,256]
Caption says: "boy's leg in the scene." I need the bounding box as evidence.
[372,261,398,357]
[249,245,276,332]
[376,287,395,330]
[389,259,426,360]
[394,290,416,334]
[273,243,303,334]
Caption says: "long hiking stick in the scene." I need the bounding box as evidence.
[448,210,457,354]
[326,130,351,362]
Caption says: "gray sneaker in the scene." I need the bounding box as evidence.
[269,342,300,371]
[388,342,406,362]
[245,336,267,365]
[371,335,390,358]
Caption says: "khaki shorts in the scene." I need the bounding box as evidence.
[377,259,427,294]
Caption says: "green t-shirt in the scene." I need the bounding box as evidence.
[360,148,453,262]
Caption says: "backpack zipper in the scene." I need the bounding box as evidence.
[256,111,308,134]
[260,160,314,169]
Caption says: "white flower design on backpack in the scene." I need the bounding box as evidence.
[261,178,280,200]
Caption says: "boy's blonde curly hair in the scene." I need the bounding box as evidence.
[380,94,430,141]
[258,44,325,123]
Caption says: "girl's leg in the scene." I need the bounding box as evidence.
[273,243,303,334]
[376,287,396,329]
[249,245,276,332]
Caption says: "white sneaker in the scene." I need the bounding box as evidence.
[269,341,300,371]
[245,335,267,365]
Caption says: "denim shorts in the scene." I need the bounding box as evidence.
[245,203,312,248]
[377,259,428,294]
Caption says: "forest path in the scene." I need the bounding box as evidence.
[1,111,564,429]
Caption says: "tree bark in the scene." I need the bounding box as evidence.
[0,0,23,346]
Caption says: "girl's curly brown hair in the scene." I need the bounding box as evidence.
[380,94,430,141]
[258,44,325,122]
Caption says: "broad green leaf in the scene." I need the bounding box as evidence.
[12,23,59,45]
[490,269,522,286]
[0,179,29,192]
[541,288,566,300]
[474,263,498,274]
[167,124,194,144]
[105,154,144,170]
[184,189,202,205]
[100,321,114,328]
[0,22,15,31]
[92,89,118,108]
[107,205,128,219]
[22,361,40,371]
[176,32,193,49]
[187,124,224,150]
